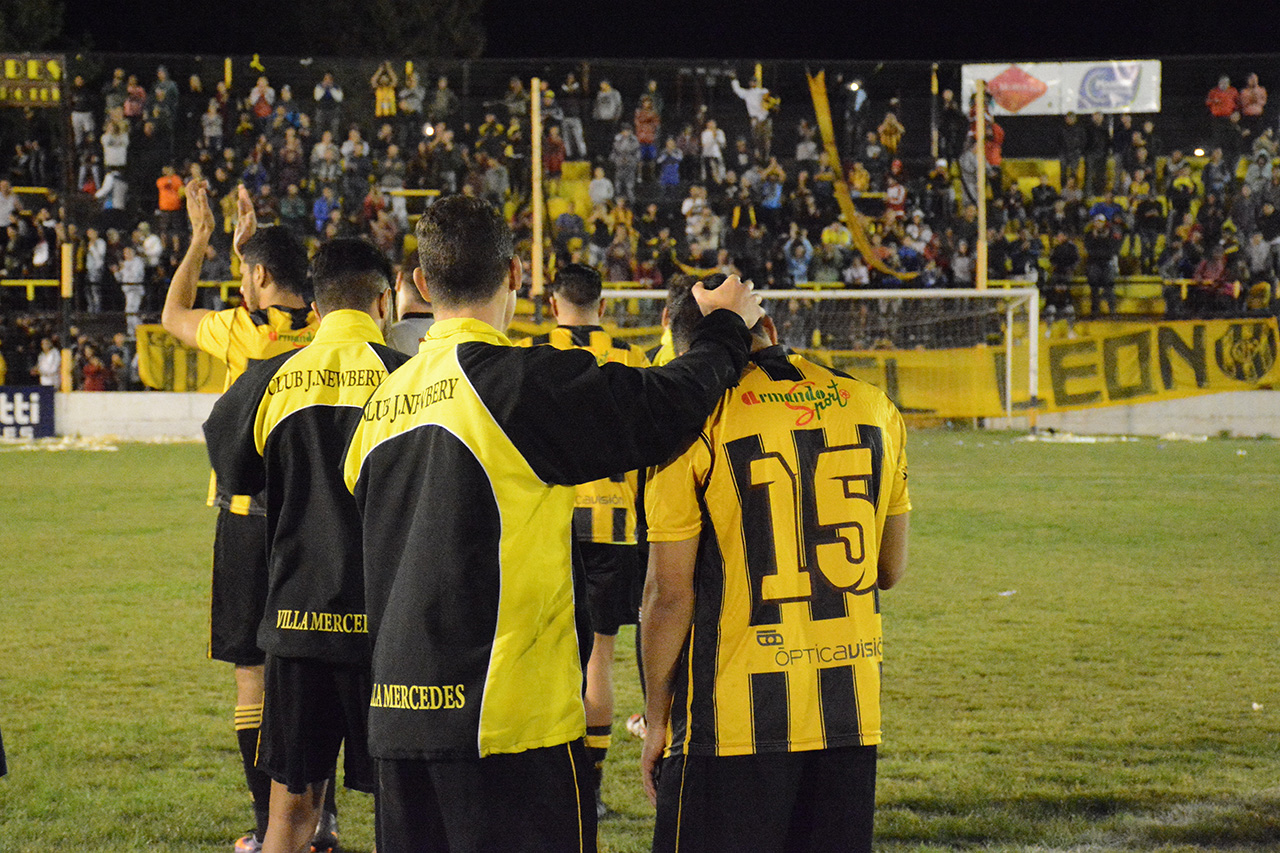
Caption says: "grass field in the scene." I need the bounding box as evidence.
[1,432,1278,852]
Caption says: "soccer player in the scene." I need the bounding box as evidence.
[640,280,911,853]
[342,195,762,852]
[517,263,650,816]
[204,238,408,853]
[162,182,325,853]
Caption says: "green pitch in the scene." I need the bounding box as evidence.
[1,433,1277,852]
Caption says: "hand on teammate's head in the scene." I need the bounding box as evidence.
[691,274,763,328]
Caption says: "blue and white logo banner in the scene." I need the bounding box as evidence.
[961,61,1162,116]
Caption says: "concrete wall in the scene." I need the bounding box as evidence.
[986,390,1280,437]
[49,389,1280,440]
[56,392,218,440]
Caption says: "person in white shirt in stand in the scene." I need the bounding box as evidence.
[700,119,726,184]
[114,245,147,338]
[0,180,18,229]
[33,337,61,387]
[730,72,774,158]
[85,227,108,313]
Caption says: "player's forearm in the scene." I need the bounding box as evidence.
[162,229,212,342]
[878,513,910,590]
[640,551,696,730]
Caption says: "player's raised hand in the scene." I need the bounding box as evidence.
[691,274,764,329]
[232,184,258,257]
[184,178,215,238]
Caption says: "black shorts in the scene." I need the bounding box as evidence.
[258,655,376,795]
[653,745,877,853]
[376,740,597,853]
[580,542,641,636]
[209,508,269,666]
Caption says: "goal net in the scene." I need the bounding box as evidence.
[511,287,1041,421]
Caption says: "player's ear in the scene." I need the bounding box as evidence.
[412,266,430,302]
[760,314,778,345]
[596,297,606,320]
[310,300,323,320]
[507,256,522,292]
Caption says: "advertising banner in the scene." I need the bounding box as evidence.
[804,317,1278,418]
[0,54,64,107]
[0,386,55,438]
[961,61,1162,116]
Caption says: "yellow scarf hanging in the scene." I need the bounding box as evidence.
[806,71,917,281]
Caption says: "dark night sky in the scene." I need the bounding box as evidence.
[56,0,1274,62]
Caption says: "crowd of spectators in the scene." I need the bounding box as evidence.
[1,61,1279,389]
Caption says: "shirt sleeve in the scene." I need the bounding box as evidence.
[885,404,911,516]
[196,309,237,359]
[645,432,713,542]
[465,309,750,487]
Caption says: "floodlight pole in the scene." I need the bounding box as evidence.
[930,63,939,161]
[975,79,987,292]
[531,77,544,323]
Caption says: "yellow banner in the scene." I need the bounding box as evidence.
[803,318,1279,418]
[136,325,227,392]
[135,316,1278,417]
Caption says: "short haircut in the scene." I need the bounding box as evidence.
[669,273,765,354]
[415,195,513,307]
[550,263,602,307]
[311,238,392,315]
[241,226,309,299]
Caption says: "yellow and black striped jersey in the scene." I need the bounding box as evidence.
[646,345,910,758]
[197,304,319,391]
[198,304,320,515]
[519,325,650,545]
[204,310,409,663]
[342,312,751,761]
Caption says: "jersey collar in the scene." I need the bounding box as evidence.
[312,309,387,345]
[750,344,790,365]
[425,317,512,347]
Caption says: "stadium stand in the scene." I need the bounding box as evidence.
[1,55,1278,390]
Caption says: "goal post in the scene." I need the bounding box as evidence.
[513,287,1041,423]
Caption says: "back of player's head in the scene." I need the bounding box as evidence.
[550,263,602,307]
[670,273,767,354]
[241,226,309,298]
[415,195,513,307]
[311,238,392,315]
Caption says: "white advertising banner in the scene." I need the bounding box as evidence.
[961,61,1162,116]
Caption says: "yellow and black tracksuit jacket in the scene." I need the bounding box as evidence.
[342,309,751,760]
[204,310,409,663]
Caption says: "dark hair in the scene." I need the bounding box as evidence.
[550,263,602,307]
[669,273,764,354]
[240,226,309,298]
[669,273,729,354]
[415,196,513,307]
[311,238,392,315]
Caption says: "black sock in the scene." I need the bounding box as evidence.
[585,726,612,797]
[323,770,337,815]
[235,706,272,842]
